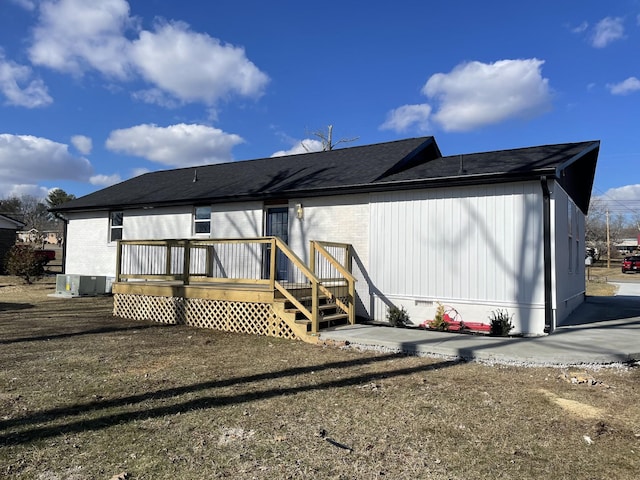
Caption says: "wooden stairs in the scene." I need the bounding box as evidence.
[273,290,350,341]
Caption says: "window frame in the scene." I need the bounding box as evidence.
[194,206,212,235]
[109,211,124,243]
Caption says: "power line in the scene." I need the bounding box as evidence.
[593,187,640,217]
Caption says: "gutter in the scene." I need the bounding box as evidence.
[540,176,553,334]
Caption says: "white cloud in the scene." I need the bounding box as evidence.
[570,21,589,34]
[131,167,150,177]
[71,135,93,154]
[0,184,50,200]
[0,51,52,108]
[129,21,269,106]
[381,59,552,133]
[131,88,180,108]
[0,134,93,183]
[591,17,625,48]
[602,184,640,201]
[9,0,36,11]
[607,77,640,95]
[271,139,324,157]
[380,104,432,133]
[27,1,269,108]
[29,0,134,78]
[90,173,122,186]
[105,123,244,167]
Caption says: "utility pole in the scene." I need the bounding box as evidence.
[606,208,611,268]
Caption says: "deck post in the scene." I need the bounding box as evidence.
[311,279,319,334]
[348,279,356,325]
[115,240,122,282]
[345,244,352,272]
[269,237,276,290]
[309,241,316,275]
[165,241,172,277]
[182,240,191,286]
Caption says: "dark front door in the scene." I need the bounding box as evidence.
[265,207,289,281]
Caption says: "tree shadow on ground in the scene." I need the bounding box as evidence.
[0,302,34,313]
[0,323,170,345]
[0,353,459,446]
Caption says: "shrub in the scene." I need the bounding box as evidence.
[387,305,410,327]
[429,303,449,331]
[489,309,514,336]
[5,245,45,284]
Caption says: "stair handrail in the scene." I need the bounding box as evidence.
[272,237,336,334]
[310,241,356,325]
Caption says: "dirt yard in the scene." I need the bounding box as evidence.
[1,276,640,479]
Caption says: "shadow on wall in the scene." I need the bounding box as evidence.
[351,249,393,320]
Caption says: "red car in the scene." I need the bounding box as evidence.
[622,255,640,273]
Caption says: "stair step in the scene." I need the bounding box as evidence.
[284,303,338,314]
[292,294,329,302]
[321,313,349,322]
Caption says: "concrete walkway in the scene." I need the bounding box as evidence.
[320,282,640,366]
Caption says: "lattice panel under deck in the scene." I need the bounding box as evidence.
[113,293,298,340]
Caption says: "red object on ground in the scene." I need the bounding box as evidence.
[33,249,56,262]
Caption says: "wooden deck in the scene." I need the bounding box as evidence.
[112,238,356,342]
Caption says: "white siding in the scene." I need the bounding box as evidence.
[287,194,371,318]
[552,183,586,327]
[211,201,263,238]
[126,206,193,239]
[65,211,115,276]
[369,182,546,334]
[65,206,196,277]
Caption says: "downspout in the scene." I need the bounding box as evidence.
[54,213,68,274]
[540,177,553,334]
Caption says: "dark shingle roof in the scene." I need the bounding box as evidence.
[51,136,599,214]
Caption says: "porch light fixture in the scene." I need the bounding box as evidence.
[296,203,304,219]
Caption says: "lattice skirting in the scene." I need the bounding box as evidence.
[113,293,298,340]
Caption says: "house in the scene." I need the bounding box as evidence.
[50,136,599,337]
[615,237,639,255]
[0,214,26,273]
[17,228,40,243]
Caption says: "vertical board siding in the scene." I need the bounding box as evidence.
[370,182,545,310]
[552,183,586,325]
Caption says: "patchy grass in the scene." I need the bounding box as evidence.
[585,264,638,296]
[1,277,640,479]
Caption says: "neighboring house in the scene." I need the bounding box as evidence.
[17,228,39,243]
[0,214,25,272]
[43,231,62,245]
[615,238,639,255]
[50,136,599,336]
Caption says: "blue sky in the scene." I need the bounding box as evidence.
[0,0,639,216]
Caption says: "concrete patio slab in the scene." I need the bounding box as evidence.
[319,283,640,366]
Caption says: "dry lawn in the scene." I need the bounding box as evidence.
[1,276,640,479]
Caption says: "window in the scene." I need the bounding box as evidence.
[194,206,211,234]
[110,211,123,242]
[567,202,578,273]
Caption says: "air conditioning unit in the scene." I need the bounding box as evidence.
[55,274,108,296]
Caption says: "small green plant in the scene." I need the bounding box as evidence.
[387,305,410,327]
[429,302,449,331]
[489,309,514,336]
[4,245,45,284]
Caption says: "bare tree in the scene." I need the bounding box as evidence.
[586,197,627,259]
[302,125,359,152]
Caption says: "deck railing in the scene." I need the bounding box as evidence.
[115,237,356,334]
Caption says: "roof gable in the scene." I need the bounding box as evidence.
[0,214,25,230]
